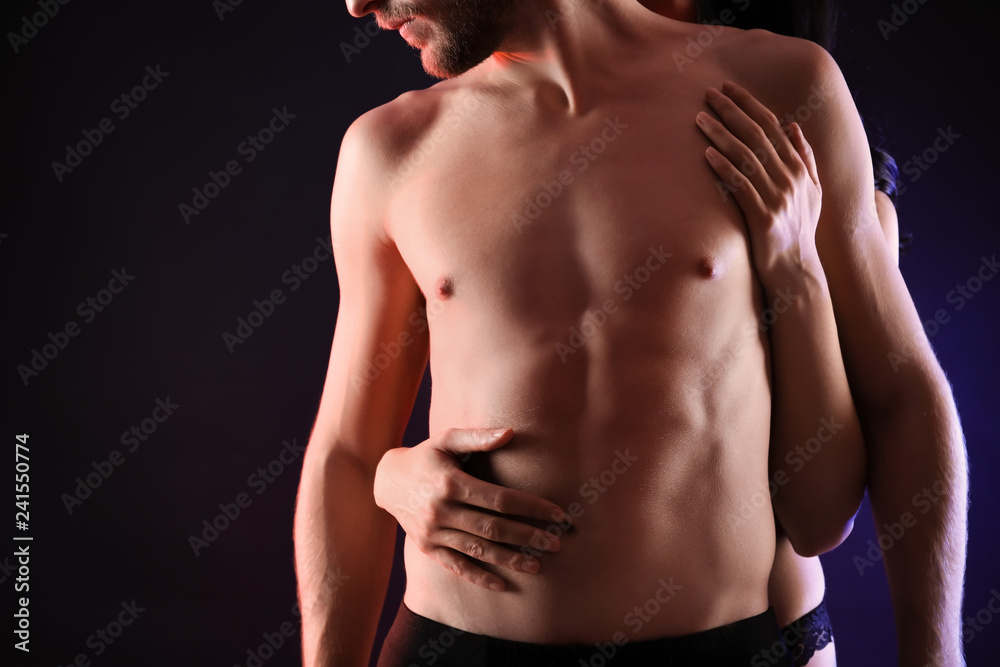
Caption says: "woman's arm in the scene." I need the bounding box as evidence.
[696,83,866,556]
[373,428,567,590]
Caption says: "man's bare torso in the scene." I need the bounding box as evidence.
[368,18,815,643]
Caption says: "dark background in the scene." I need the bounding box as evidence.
[2,0,998,665]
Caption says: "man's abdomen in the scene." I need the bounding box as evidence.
[393,94,779,641]
[404,329,776,643]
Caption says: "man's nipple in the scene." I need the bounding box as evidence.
[435,276,455,298]
[698,257,719,279]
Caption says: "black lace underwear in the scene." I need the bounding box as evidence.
[781,600,834,666]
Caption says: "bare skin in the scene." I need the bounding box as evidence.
[374,88,876,667]
[294,1,966,665]
[369,143,908,667]
[368,10,859,644]
[394,59,819,643]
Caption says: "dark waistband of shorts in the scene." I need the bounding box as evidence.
[379,600,793,666]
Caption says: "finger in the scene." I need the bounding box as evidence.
[429,546,509,591]
[697,111,777,204]
[787,122,821,190]
[443,503,562,552]
[437,529,545,575]
[704,87,787,185]
[436,427,514,458]
[719,80,797,166]
[459,475,571,527]
[704,145,768,219]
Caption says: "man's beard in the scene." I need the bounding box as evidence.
[385,0,518,78]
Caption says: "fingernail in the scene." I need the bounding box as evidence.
[522,559,540,573]
[722,80,737,91]
[489,581,505,591]
[696,112,709,126]
[492,428,508,438]
[706,87,722,100]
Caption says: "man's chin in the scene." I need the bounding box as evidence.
[420,49,483,80]
[420,51,454,79]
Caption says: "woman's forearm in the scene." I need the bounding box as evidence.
[762,261,866,557]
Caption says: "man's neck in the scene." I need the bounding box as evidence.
[481,0,687,113]
[637,0,698,22]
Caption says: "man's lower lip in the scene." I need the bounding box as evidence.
[400,19,413,39]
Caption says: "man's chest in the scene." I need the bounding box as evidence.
[386,106,753,316]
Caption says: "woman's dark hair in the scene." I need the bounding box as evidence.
[871,145,900,205]
[871,143,913,254]
[695,0,839,51]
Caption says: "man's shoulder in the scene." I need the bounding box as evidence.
[705,28,847,123]
[725,28,837,90]
[331,85,456,245]
[343,77,483,172]
[342,86,439,166]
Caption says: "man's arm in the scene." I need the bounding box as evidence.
[784,42,968,666]
[294,112,430,667]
